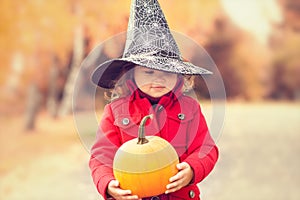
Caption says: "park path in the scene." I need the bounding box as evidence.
[1,103,300,200]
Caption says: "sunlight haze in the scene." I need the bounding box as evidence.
[221,0,283,44]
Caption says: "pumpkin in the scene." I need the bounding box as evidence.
[113,114,179,198]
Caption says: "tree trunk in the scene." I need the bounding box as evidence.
[47,55,60,118]
[24,83,42,130]
[58,25,84,116]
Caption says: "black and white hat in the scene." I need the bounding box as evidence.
[91,0,212,88]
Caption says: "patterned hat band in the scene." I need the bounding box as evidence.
[124,50,181,60]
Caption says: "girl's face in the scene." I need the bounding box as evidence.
[134,66,178,98]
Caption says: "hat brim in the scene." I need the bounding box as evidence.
[91,56,212,89]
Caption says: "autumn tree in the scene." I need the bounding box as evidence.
[269,0,300,100]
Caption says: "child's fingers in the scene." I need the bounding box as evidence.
[169,162,190,182]
[166,162,194,194]
[169,171,183,182]
[166,172,185,193]
[116,190,141,200]
[176,162,189,170]
[110,179,119,187]
[165,180,183,194]
[117,189,132,196]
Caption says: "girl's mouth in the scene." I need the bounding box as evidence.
[151,85,165,89]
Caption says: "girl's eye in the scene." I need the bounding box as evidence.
[144,70,154,74]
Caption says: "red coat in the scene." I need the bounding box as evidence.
[89,80,218,199]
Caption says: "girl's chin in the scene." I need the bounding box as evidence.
[148,92,168,98]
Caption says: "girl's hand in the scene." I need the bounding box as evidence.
[107,180,141,200]
[165,162,194,194]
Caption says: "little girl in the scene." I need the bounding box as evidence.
[89,64,218,200]
[89,0,218,199]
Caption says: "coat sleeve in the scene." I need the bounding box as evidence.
[89,104,122,199]
[183,102,219,184]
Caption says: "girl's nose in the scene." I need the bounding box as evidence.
[153,71,167,83]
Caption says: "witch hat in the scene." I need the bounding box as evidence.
[91,0,212,88]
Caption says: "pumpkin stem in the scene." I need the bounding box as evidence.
[137,114,153,144]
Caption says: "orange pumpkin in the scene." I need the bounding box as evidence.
[113,114,179,198]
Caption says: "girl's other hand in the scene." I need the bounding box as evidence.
[107,180,141,200]
[165,162,194,194]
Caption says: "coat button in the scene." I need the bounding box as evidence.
[158,105,164,111]
[189,190,195,198]
[178,113,185,120]
[122,118,130,125]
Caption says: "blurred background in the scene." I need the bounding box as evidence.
[0,0,299,199]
